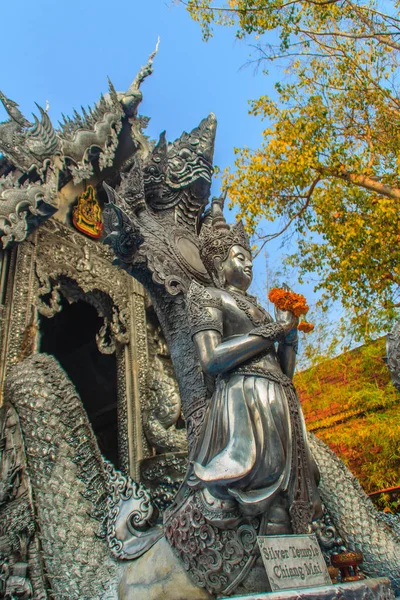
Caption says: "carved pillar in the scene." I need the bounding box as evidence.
[0,248,14,400]
[1,235,38,389]
[116,279,151,477]
[126,280,152,480]
[116,342,129,474]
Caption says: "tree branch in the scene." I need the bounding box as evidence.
[344,0,400,52]
[303,32,400,111]
[183,0,341,13]
[296,27,400,43]
[253,176,320,257]
[316,165,400,200]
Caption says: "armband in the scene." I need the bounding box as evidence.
[249,322,285,342]
[186,281,223,337]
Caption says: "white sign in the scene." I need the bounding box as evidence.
[257,534,331,592]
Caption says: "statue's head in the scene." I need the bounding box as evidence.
[215,243,253,291]
[199,196,252,291]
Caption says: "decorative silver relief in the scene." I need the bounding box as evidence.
[0,46,158,249]
[0,92,59,174]
[5,239,37,371]
[116,345,130,475]
[3,353,121,599]
[0,178,58,248]
[0,403,41,599]
[165,489,261,596]
[144,316,187,454]
[1,217,150,481]
[34,220,131,354]
[140,452,187,513]
[103,115,217,296]
[312,506,347,563]
[31,220,150,474]
[104,460,163,560]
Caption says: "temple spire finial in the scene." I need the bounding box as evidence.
[122,39,160,117]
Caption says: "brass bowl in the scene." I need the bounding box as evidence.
[331,551,363,568]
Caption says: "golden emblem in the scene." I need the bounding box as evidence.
[72,185,103,239]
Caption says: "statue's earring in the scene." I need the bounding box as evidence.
[213,257,226,288]
[217,271,226,288]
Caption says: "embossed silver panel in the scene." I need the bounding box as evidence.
[0,218,150,478]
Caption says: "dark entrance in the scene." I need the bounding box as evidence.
[39,297,119,468]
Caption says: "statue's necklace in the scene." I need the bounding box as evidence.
[229,290,270,327]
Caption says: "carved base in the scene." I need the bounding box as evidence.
[164,487,265,596]
[119,536,212,600]
[219,577,395,600]
[140,452,187,514]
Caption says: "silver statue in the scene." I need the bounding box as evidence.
[163,199,325,595]
[184,197,322,534]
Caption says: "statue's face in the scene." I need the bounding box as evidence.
[220,244,253,291]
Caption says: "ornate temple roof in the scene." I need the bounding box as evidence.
[0,43,158,248]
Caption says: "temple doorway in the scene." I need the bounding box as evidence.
[39,297,119,468]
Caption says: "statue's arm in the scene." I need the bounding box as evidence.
[273,285,299,380]
[187,281,295,376]
[193,312,296,376]
[193,328,274,376]
[277,328,298,380]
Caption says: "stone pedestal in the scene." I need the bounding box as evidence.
[221,577,395,600]
[119,536,213,600]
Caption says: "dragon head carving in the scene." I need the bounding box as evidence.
[0,92,58,176]
[143,114,217,218]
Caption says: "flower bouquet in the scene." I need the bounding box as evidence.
[268,287,314,333]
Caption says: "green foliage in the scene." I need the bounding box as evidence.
[185,0,400,341]
[295,338,400,494]
[373,491,400,513]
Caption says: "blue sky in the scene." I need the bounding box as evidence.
[0,0,314,307]
[0,0,268,174]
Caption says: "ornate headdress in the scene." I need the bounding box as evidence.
[199,194,251,277]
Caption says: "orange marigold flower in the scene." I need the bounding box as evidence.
[297,322,314,333]
[268,287,309,317]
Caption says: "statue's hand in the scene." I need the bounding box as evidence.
[275,308,299,335]
[274,282,299,335]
